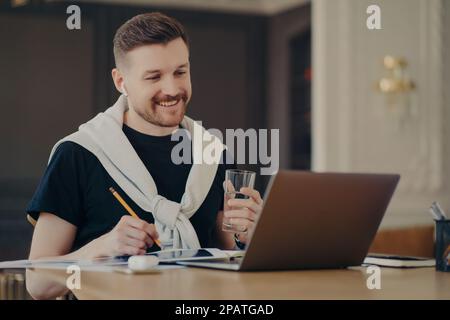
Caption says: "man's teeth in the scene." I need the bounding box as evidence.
[156,99,179,107]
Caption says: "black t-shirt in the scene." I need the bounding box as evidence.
[27,124,234,251]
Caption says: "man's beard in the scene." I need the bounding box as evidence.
[138,92,189,128]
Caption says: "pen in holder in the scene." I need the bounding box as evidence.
[435,219,450,272]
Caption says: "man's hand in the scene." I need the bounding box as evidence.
[96,215,159,256]
[224,187,263,244]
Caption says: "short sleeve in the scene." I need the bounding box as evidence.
[26,142,85,227]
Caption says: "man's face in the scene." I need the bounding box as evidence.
[121,37,191,128]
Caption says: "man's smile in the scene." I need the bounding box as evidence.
[153,92,188,111]
[155,98,180,108]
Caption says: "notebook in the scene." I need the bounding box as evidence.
[363,254,435,268]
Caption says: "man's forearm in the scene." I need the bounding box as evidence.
[26,236,106,299]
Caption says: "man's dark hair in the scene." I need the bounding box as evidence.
[113,12,189,68]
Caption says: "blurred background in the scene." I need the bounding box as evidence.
[0,0,449,266]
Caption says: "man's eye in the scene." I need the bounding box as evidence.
[146,76,160,81]
[175,71,186,76]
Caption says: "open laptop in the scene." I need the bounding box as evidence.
[179,170,400,271]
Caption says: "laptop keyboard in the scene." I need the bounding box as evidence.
[229,257,242,265]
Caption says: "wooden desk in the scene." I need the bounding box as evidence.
[31,266,450,300]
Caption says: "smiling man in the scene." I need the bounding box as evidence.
[25,12,263,299]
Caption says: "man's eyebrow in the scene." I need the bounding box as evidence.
[176,63,189,69]
[142,63,189,76]
[143,69,160,75]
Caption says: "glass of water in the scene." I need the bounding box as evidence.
[222,169,256,233]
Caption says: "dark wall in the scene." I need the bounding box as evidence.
[0,11,95,260]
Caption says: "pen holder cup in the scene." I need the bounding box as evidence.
[435,219,450,272]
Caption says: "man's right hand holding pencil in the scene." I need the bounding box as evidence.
[96,215,159,256]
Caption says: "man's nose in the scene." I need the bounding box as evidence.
[160,77,179,96]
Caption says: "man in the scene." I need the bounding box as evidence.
[25,12,263,299]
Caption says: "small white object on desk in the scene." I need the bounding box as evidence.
[128,255,159,271]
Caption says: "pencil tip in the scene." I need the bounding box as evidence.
[109,187,115,193]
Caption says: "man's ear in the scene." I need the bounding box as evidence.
[111,68,127,96]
